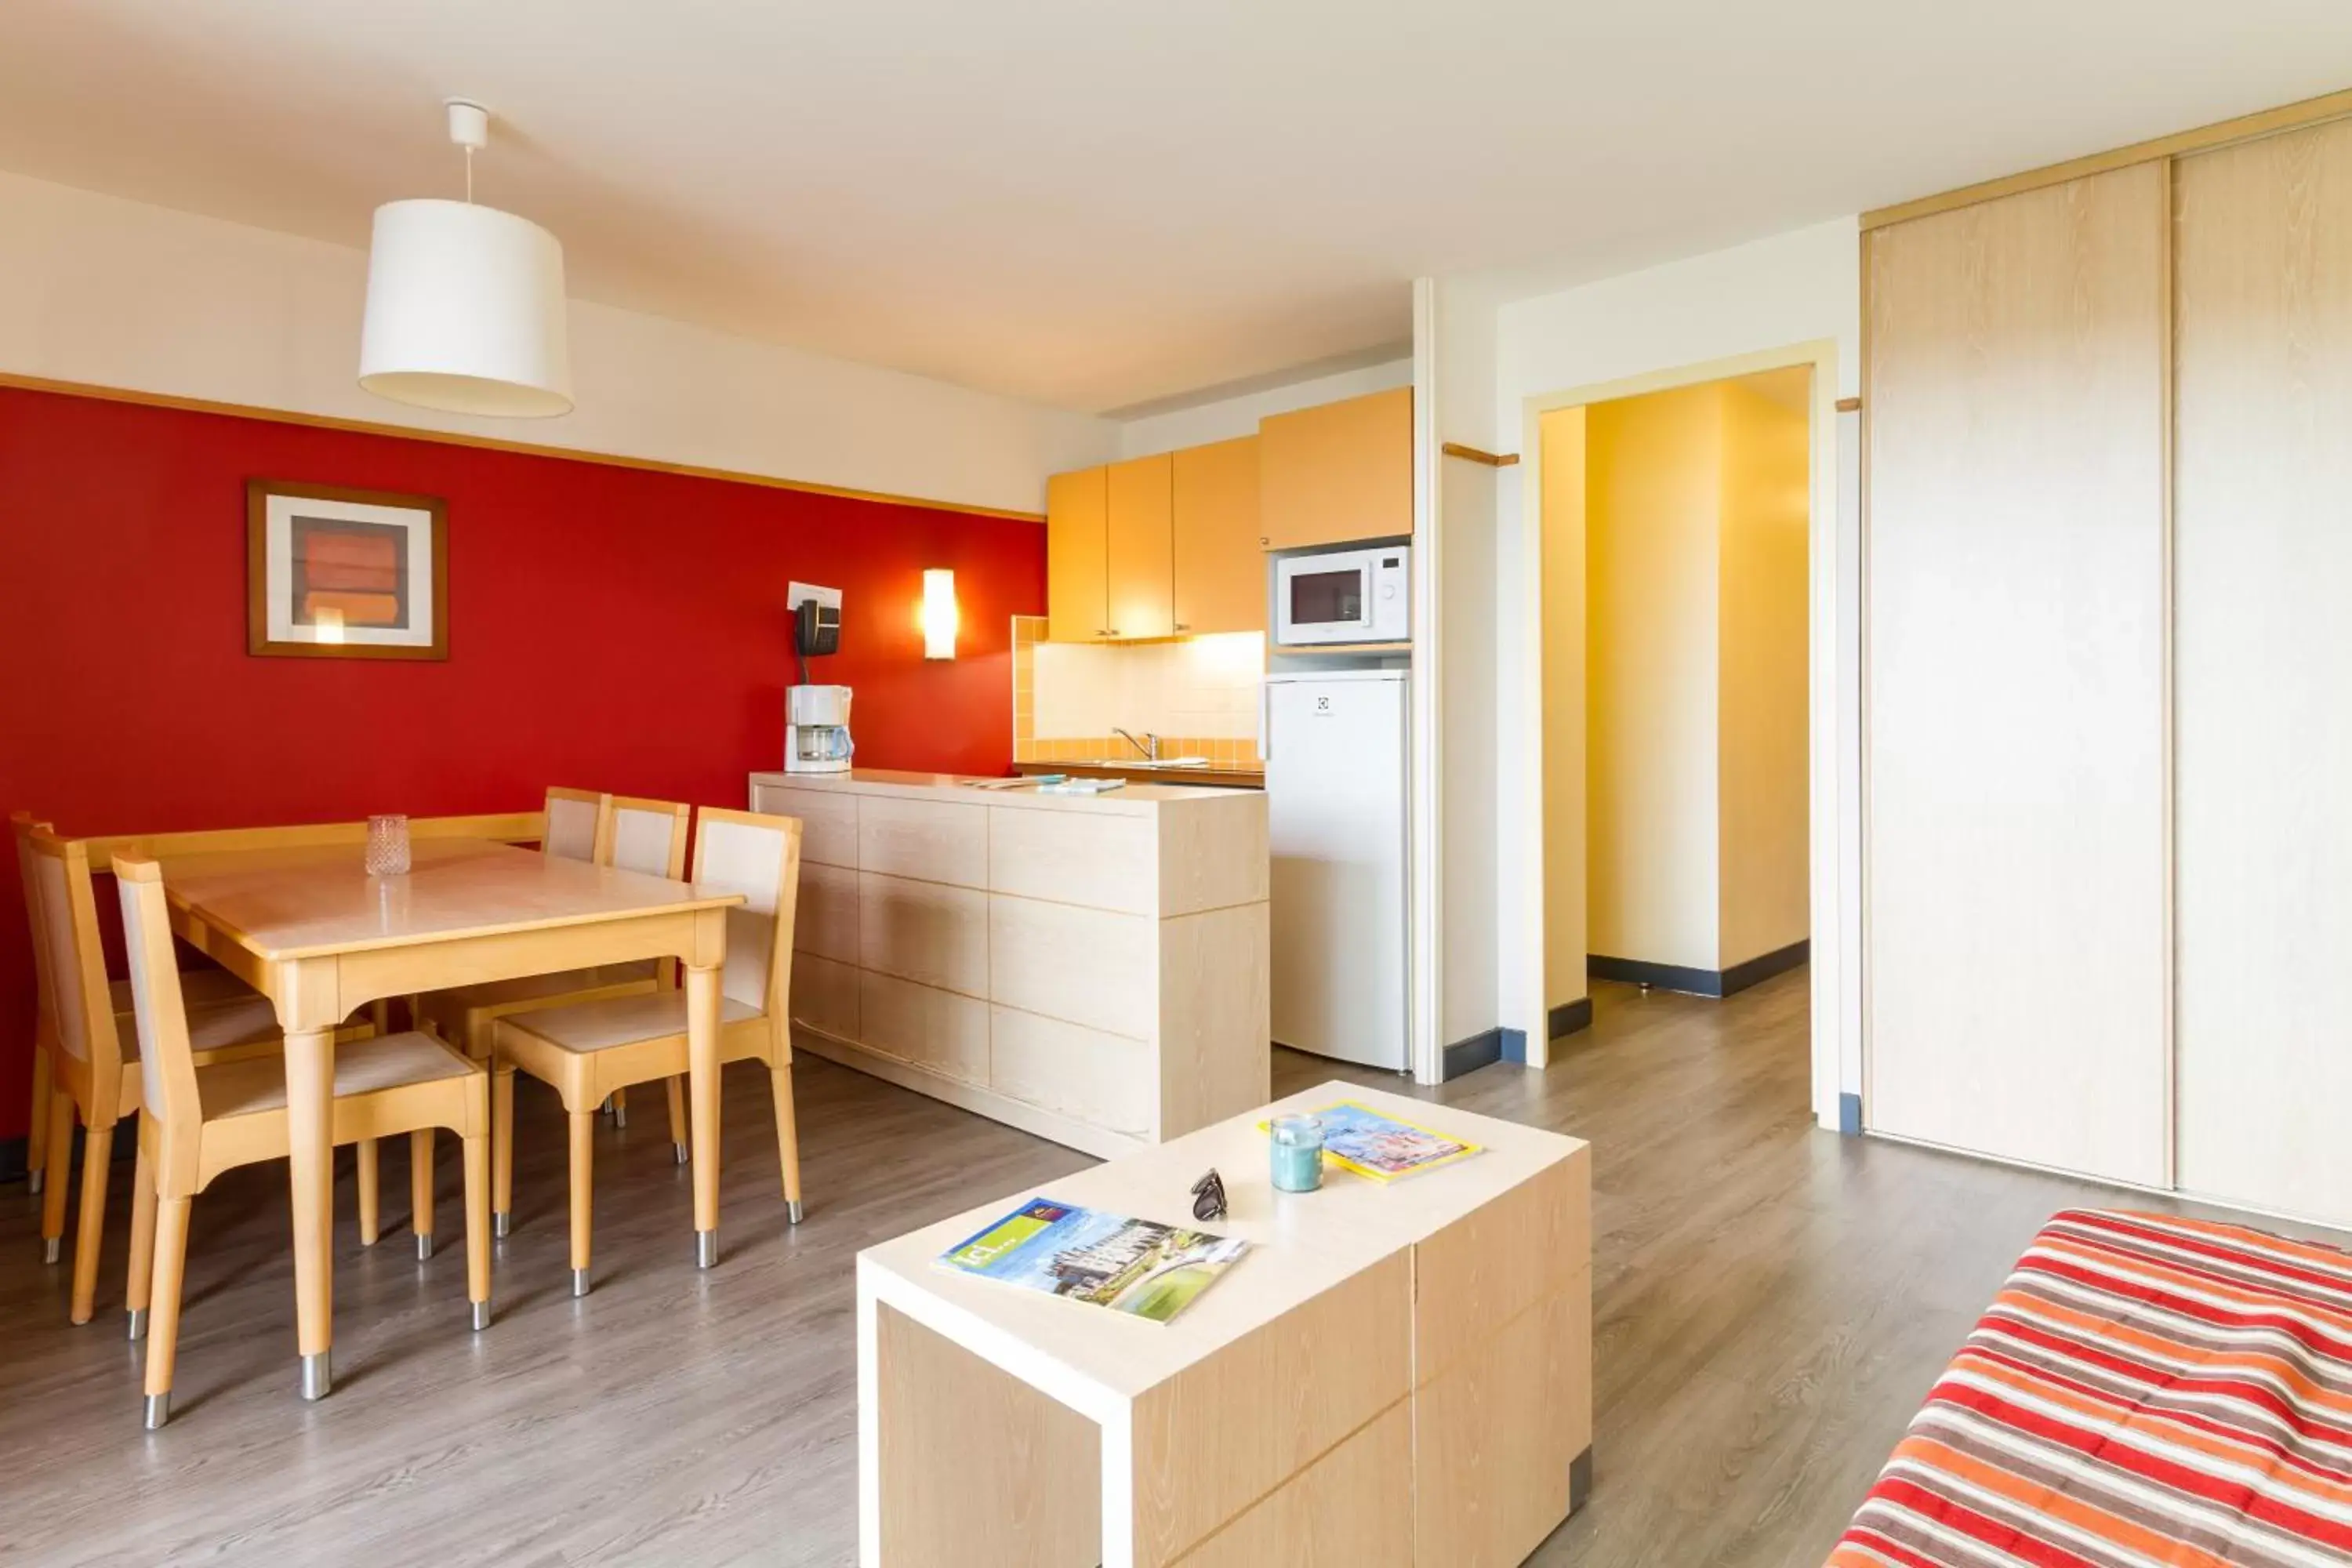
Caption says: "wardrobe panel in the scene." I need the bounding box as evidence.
[2175,119,2352,1225]
[1865,162,2170,1185]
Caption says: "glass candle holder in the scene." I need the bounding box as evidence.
[1269,1113,1326,1193]
[365,813,412,877]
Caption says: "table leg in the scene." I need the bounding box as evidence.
[686,960,721,1267]
[285,1025,336,1398]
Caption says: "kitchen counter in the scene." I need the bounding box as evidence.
[1012,760,1263,789]
[748,770,1269,1156]
[768,766,1255,808]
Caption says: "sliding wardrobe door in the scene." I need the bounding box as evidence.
[1865,163,2170,1186]
[2175,120,2352,1225]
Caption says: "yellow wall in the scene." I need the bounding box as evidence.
[1539,407,1588,1013]
[1717,370,1813,967]
[1542,369,1811,984]
[1585,383,1726,971]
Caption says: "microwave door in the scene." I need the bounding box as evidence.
[1287,564,1370,637]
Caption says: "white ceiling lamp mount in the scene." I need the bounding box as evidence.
[359,98,574,419]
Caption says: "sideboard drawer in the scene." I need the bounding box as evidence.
[750,782,859,869]
[858,794,988,888]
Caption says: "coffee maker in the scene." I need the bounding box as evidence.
[785,684,853,774]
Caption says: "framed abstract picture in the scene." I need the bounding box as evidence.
[246,480,448,660]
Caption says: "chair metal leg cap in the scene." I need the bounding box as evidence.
[27,1170,43,1196]
[571,1269,591,1298]
[143,1392,170,1430]
[673,1143,689,1166]
[127,1308,148,1343]
[493,1211,510,1239]
[42,1237,60,1265]
[613,1105,628,1129]
[788,1200,804,1225]
[695,1230,718,1269]
[416,1233,435,1261]
[470,1300,492,1331]
[299,1351,332,1401]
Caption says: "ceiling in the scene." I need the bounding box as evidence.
[2,2,2349,415]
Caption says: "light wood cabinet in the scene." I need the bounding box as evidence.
[1046,466,1110,642]
[750,771,1269,1157]
[1172,435,1265,634]
[1105,454,1174,640]
[1260,386,1414,550]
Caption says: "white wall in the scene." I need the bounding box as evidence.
[1439,458,1500,1047]
[1113,357,1413,460]
[1424,216,1860,1115]
[0,169,1117,515]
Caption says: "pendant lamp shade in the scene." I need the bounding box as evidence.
[359,198,573,418]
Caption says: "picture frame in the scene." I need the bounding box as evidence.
[246,479,448,661]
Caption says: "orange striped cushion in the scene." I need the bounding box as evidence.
[1829,1210,2352,1568]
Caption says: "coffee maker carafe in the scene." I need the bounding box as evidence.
[785,684,853,774]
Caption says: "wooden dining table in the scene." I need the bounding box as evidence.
[125,834,743,1399]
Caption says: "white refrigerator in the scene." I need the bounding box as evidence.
[1264,669,1409,1070]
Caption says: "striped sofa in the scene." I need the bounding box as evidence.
[1831,1208,2352,1567]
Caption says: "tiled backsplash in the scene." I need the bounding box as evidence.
[1011,617,1264,768]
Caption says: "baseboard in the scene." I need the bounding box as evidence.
[1588,939,1809,1000]
[1720,939,1810,996]
[1548,999,1594,1040]
[1570,1446,1595,1512]
[1587,954,1723,996]
[1440,1026,1527,1081]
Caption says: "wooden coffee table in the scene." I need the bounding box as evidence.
[857,1081,1592,1567]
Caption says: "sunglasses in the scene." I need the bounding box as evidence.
[1189,1167,1228,1223]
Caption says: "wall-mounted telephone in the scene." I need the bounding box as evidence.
[794,597,840,657]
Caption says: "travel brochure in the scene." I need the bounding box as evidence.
[937,1197,1248,1324]
[1284,1100,1485,1184]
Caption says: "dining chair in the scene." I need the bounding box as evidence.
[113,855,494,1428]
[22,826,296,1323]
[543,785,607,863]
[491,807,804,1294]
[415,794,693,1240]
[361,785,627,1256]
[13,811,259,1198]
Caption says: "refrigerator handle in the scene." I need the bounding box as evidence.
[1258,681,1271,762]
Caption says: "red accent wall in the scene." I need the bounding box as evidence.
[0,385,1045,1141]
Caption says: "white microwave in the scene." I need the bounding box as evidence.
[1273,543,1410,648]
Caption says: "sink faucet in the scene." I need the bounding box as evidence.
[1112,728,1160,762]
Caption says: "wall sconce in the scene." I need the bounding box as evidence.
[921,568,958,659]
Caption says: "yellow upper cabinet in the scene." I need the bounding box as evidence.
[1259,386,1414,550]
[1047,466,1110,641]
[1105,455,1175,641]
[1171,436,1264,635]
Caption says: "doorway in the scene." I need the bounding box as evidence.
[1530,361,1817,1078]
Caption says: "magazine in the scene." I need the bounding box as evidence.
[1287,1100,1484,1184]
[937,1197,1248,1324]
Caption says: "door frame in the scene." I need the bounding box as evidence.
[1507,337,1849,1129]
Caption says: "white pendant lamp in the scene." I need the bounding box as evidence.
[359,99,573,419]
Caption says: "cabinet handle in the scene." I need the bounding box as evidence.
[1174,622,1190,632]
[1259,536,1269,546]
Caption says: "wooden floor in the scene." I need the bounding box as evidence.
[3,971,2339,1565]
